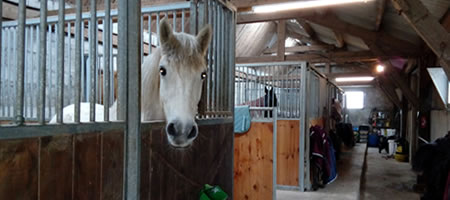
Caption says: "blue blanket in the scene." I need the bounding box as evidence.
[234,106,251,134]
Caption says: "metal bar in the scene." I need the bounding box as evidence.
[0,123,125,140]
[172,10,176,31]
[15,0,26,125]
[0,0,2,106]
[273,107,277,200]
[299,62,307,191]
[190,1,197,34]
[104,0,111,122]
[25,26,30,119]
[219,6,224,113]
[1,28,5,117]
[56,0,65,123]
[277,185,301,191]
[74,0,82,123]
[89,0,97,122]
[148,13,152,54]
[2,2,192,27]
[117,0,127,121]
[67,22,72,105]
[418,136,429,144]
[236,61,304,67]
[181,9,185,33]
[140,15,143,63]
[213,2,218,114]
[156,12,160,46]
[124,0,142,198]
[206,0,212,113]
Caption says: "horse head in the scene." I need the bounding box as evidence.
[157,18,212,148]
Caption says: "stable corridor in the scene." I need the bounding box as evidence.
[277,144,421,200]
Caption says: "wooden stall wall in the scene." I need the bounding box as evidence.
[276,120,300,186]
[0,130,124,200]
[141,122,234,200]
[234,122,273,200]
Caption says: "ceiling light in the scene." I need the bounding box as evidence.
[335,76,374,82]
[376,64,385,73]
[253,0,373,13]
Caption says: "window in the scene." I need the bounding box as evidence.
[345,91,364,109]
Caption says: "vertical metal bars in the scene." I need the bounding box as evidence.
[299,62,307,191]
[0,0,2,106]
[104,0,111,121]
[56,0,65,123]
[74,0,82,123]
[120,0,142,198]
[89,0,97,122]
[15,0,26,124]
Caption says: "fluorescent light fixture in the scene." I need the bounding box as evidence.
[376,64,385,73]
[335,76,374,82]
[253,0,373,13]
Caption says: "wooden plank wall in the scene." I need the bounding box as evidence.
[142,123,234,200]
[276,120,300,186]
[234,122,273,200]
[0,122,233,200]
[0,131,124,200]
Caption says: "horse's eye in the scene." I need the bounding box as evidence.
[160,67,167,76]
[201,72,207,79]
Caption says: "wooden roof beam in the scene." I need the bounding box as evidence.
[300,12,419,55]
[375,0,387,31]
[277,20,286,61]
[237,50,398,64]
[390,0,450,77]
[376,76,402,108]
[368,42,419,108]
[263,45,334,54]
[333,31,345,48]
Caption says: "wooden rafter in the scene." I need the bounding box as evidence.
[277,20,286,61]
[332,31,345,48]
[263,45,334,54]
[300,12,419,55]
[390,0,450,77]
[237,50,400,64]
[2,1,39,20]
[376,76,402,108]
[230,0,299,9]
[375,0,387,31]
[367,42,419,108]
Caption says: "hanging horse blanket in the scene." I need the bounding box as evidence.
[234,106,251,134]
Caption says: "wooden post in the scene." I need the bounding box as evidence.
[277,20,286,61]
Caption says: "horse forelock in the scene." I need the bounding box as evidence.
[164,32,207,72]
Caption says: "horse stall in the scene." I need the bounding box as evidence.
[0,0,235,199]
[233,61,343,198]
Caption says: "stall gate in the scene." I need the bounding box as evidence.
[0,0,235,199]
[233,62,343,198]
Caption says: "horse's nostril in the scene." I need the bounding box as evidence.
[167,123,176,136]
[187,126,197,139]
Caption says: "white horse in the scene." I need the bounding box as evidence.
[50,18,212,148]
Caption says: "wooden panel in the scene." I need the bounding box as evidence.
[145,123,234,200]
[276,120,299,186]
[0,139,39,200]
[101,132,123,200]
[40,136,73,200]
[234,122,273,200]
[74,134,102,200]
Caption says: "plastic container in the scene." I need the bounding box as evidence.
[367,134,379,147]
[388,139,396,155]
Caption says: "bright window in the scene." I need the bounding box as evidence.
[346,91,364,109]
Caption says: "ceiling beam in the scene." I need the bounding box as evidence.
[375,0,387,31]
[264,44,334,54]
[367,42,420,108]
[237,50,399,64]
[390,0,450,76]
[277,20,286,61]
[300,12,419,55]
[376,76,402,108]
[237,9,315,24]
[327,71,373,78]
[441,9,450,32]
[230,0,299,9]
[333,31,345,48]
[2,1,40,20]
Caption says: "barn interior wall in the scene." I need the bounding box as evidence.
[343,86,394,127]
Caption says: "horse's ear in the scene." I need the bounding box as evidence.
[196,25,212,56]
[159,18,179,53]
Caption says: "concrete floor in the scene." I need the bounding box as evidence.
[277,144,421,200]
